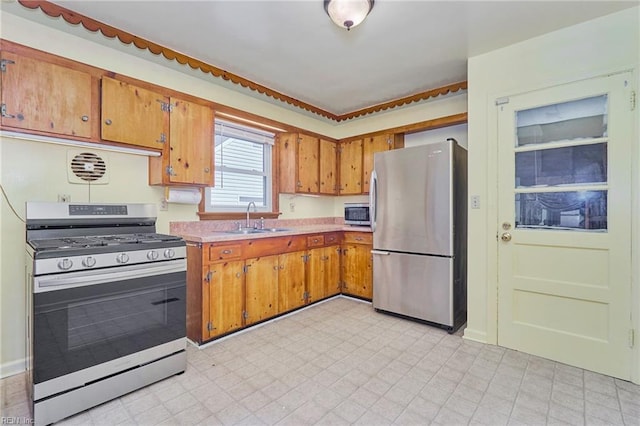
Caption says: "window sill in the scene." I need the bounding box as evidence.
[197,212,282,221]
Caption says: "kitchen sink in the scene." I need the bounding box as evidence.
[221,228,291,235]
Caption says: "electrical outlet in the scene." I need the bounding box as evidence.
[289,202,295,212]
[159,198,169,212]
[471,195,480,209]
[58,194,71,203]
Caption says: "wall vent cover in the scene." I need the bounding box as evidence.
[67,150,109,184]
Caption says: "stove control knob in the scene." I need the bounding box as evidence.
[82,256,97,268]
[58,258,73,271]
[163,249,176,259]
[116,253,130,264]
[147,250,159,261]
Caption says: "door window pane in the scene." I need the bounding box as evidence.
[516,95,607,146]
[515,143,607,187]
[515,191,607,230]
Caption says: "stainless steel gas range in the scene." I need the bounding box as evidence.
[25,202,187,426]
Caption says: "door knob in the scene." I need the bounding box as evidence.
[501,232,512,242]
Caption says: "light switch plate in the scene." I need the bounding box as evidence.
[471,195,480,209]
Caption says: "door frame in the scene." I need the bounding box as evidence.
[479,69,639,383]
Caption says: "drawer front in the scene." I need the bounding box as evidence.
[209,244,243,262]
[324,232,340,245]
[343,232,372,245]
[307,235,325,248]
[244,235,306,258]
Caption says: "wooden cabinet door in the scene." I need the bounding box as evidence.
[278,251,306,312]
[362,134,392,193]
[308,246,341,302]
[324,246,342,297]
[1,52,93,138]
[297,134,319,193]
[205,260,245,339]
[101,76,167,149]
[339,139,363,195]
[245,255,278,325]
[277,132,297,193]
[168,98,214,185]
[342,243,373,300]
[319,139,337,195]
[307,248,326,303]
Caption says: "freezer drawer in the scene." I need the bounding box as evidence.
[372,251,453,327]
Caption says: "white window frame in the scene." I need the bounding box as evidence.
[204,119,274,213]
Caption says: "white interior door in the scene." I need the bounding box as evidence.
[497,73,633,379]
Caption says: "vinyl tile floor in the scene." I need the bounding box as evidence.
[1,297,639,425]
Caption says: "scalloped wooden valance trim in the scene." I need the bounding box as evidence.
[18,0,467,122]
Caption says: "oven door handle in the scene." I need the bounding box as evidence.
[34,260,185,293]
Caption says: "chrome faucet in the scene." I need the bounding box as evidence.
[246,201,257,228]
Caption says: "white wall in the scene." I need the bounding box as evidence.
[465,7,639,382]
[404,124,468,149]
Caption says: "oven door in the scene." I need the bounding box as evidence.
[32,260,185,399]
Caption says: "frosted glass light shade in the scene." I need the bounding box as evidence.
[324,0,374,30]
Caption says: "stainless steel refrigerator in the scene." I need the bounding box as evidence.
[370,139,467,332]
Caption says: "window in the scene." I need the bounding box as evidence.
[513,94,608,231]
[204,119,274,212]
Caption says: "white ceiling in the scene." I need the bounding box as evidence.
[5,0,639,118]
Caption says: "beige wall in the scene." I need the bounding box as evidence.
[0,10,467,376]
[465,7,639,382]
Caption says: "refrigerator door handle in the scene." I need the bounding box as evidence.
[370,169,377,232]
[371,250,391,256]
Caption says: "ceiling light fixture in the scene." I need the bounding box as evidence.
[324,0,374,31]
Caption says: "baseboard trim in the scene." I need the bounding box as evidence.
[1,357,26,379]
[462,328,488,344]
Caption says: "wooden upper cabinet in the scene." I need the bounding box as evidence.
[277,132,320,194]
[101,76,167,149]
[339,139,363,195]
[362,134,392,193]
[319,139,337,195]
[149,97,214,186]
[166,98,214,186]
[297,134,319,193]
[1,51,94,139]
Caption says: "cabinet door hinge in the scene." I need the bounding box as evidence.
[631,91,636,111]
[166,166,176,176]
[629,329,635,348]
[0,59,15,73]
[0,104,16,119]
[206,321,215,332]
[204,271,213,283]
[157,100,174,112]
[301,254,310,263]
[243,264,251,274]
[242,311,249,320]
[387,137,392,146]
[157,132,167,144]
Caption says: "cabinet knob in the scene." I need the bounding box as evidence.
[221,249,232,254]
[104,119,112,125]
[204,167,210,173]
[81,115,89,122]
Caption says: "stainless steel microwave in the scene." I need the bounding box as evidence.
[344,203,371,226]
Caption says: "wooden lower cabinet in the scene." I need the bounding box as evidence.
[245,255,279,325]
[187,231,372,344]
[278,251,307,312]
[308,245,341,302]
[341,242,373,300]
[203,260,244,340]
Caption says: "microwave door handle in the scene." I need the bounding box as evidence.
[370,169,377,232]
